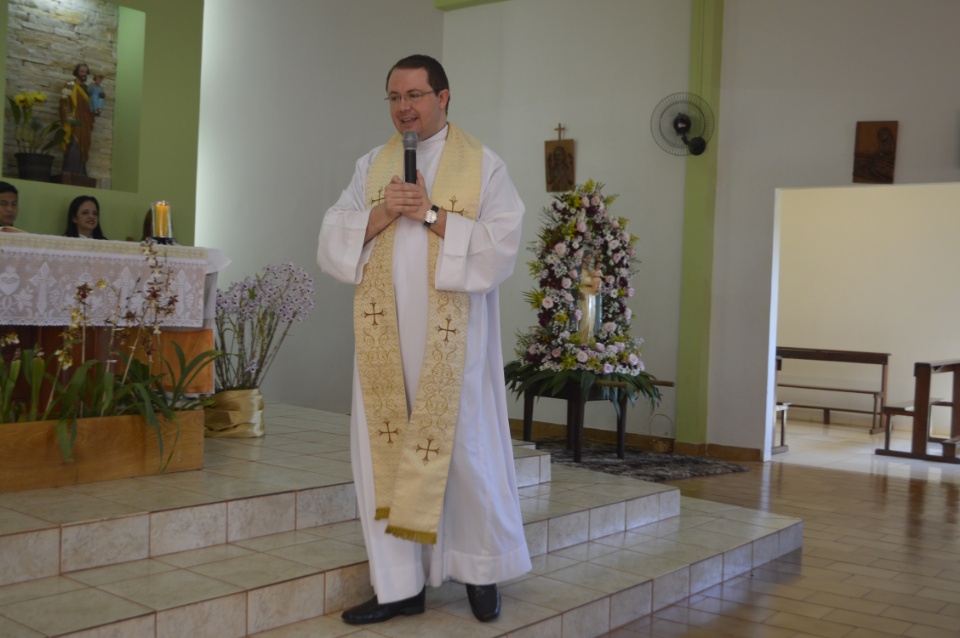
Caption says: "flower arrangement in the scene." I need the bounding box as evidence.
[6,90,66,154]
[213,263,315,391]
[505,180,659,406]
[0,241,220,466]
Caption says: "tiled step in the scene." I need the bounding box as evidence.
[0,405,803,637]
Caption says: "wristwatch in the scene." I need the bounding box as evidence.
[423,204,440,228]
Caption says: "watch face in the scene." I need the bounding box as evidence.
[425,208,438,224]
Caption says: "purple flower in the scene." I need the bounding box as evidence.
[603,363,614,374]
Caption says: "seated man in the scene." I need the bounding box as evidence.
[0,182,25,232]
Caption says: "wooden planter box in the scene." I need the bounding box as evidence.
[0,411,204,493]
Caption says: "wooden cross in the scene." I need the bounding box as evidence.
[370,187,385,206]
[555,123,566,141]
[447,196,464,215]
[379,420,400,444]
[437,316,458,342]
[364,301,384,326]
[416,437,440,464]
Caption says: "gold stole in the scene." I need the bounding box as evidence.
[355,124,481,544]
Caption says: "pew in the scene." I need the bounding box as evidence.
[776,347,889,433]
[875,359,960,464]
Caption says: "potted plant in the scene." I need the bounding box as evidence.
[6,90,67,181]
[0,241,220,492]
[207,263,315,437]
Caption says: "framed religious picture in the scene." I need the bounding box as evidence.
[852,121,898,184]
[545,139,575,192]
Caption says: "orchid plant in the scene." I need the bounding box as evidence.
[0,241,220,466]
[213,263,315,391]
[505,180,659,406]
[6,90,66,154]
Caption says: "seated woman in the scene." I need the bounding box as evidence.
[64,195,107,239]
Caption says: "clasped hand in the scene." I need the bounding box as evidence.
[384,174,428,221]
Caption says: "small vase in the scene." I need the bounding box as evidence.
[204,388,265,438]
[15,152,55,182]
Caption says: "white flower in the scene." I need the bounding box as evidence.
[628,353,639,366]
[603,322,617,333]
[560,331,570,340]
[561,277,572,289]
[541,296,554,309]
[627,287,635,298]
[625,308,632,320]
[577,350,588,363]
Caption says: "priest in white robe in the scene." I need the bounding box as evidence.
[317,54,530,626]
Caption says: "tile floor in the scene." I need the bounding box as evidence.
[605,419,960,637]
[2,410,958,637]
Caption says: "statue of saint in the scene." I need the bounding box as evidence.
[576,253,603,343]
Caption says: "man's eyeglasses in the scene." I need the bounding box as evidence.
[385,90,437,106]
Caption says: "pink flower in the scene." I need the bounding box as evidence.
[603,322,617,333]
[528,344,538,355]
[581,196,590,208]
[627,287,635,298]
[576,351,588,363]
[541,297,554,309]
[628,353,639,366]
[554,243,568,257]
[561,277,572,289]
[591,195,601,206]
[609,239,620,250]
[576,220,587,233]
[552,348,562,358]
[612,252,622,263]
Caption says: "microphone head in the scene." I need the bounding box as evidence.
[402,131,419,150]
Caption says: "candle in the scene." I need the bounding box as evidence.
[152,201,170,238]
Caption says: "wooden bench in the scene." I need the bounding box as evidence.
[776,347,889,433]
[875,359,960,464]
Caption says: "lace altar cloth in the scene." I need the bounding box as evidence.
[0,234,208,328]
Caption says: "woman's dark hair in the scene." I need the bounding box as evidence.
[64,195,107,239]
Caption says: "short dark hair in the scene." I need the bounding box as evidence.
[0,181,18,196]
[73,63,89,79]
[386,54,450,113]
[64,195,107,239]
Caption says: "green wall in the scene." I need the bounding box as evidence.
[674,0,722,447]
[1,0,204,245]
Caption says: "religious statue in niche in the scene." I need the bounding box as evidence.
[545,123,575,192]
[852,120,898,184]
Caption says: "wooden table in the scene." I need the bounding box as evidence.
[522,377,674,462]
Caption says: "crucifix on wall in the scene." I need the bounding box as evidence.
[545,123,575,192]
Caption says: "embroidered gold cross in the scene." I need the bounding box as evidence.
[379,420,400,444]
[416,437,440,464]
[437,316,458,342]
[447,196,464,215]
[364,301,384,326]
[370,187,385,206]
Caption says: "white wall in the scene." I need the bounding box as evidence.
[197,0,691,438]
[441,0,691,437]
[712,0,960,450]
[197,0,960,454]
[778,182,960,432]
[196,0,444,410]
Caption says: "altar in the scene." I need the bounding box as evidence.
[0,234,228,393]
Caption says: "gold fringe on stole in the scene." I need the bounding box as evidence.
[356,124,483,544]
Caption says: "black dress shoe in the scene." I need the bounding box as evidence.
[341,587,425,625]
[466,583,500,622]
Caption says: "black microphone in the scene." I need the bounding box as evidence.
[403,131,418,184]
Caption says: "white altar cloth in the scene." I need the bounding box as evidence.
[0,235,209,328]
